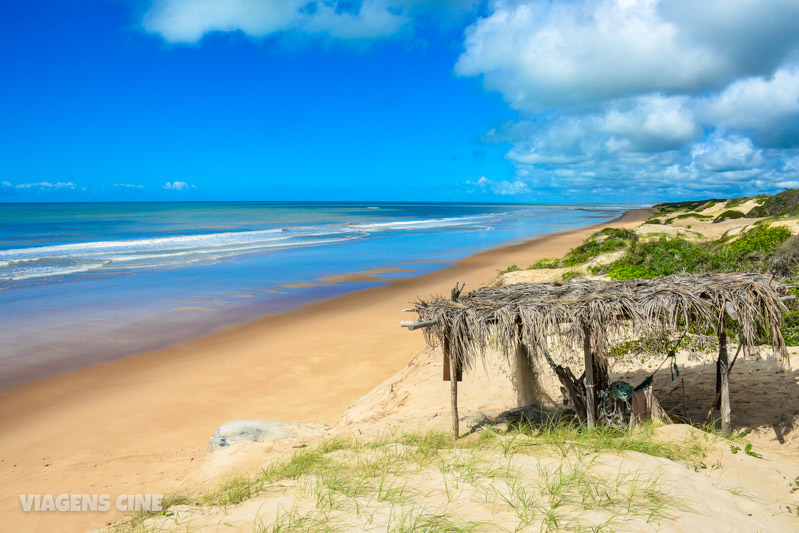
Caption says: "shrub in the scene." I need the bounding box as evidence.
[654,199,722,215]
[498,264,521,276]
[594,225,792,278]
[747,188,799,218]
[769,234,799,277]
[781,311,799,346]
[531,227,637,269]
[561,270,580,281]
[605,263,657,280]
[713,210,745,223]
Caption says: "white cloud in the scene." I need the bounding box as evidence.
[457,0,799,112]
[701,68,799,147]
[600,95,698,152]
[691,135,763,172]
[163,181,195,190]
[466,176,531,195]
[457,0,714,111]
[454,0,799,200]
[15,181,77,189]
[114,183,145,189]
[143,0,411,43]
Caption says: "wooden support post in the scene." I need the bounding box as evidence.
[583,325,596,428]
[444,333,459,440]
[514,327,538,407]
[717,329,731,433]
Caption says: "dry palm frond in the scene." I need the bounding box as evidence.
[413,273,788,371]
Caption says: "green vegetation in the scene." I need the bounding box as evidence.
[591,225,792,280]
[496,264,522,277]
[729,442,762,459]
[747,189,799,218]
[713,210,745,223]
[643,218,664,225]
[725,197,749,209]
[726,195,768,209]
[531,228,638,269]
[108,422,707,533]
[654,199,722,215]
[664,212,714,224]
[561,270,580,281]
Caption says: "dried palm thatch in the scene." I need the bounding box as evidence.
[413,273,789,374]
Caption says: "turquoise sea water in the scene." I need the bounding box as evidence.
[0,201,642,389]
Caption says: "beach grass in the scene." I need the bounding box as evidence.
[106,421,714,533]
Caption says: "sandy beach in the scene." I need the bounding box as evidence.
[0,209,651,533]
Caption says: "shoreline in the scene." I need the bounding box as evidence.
[0,206,630,392]
[0,208,652,533]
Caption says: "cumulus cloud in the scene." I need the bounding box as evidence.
[457,0,799,112]
[143,0,414,43]
[114,183,145,189]
[691,135,763,172]
[142,0,486,43]
[163,181,195,190]
[701,68,799,147]
[455,0,799,200]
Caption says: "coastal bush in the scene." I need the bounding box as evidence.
[770,235,799,277]
[713,210,745,223]
[596,225,792,280]
[643,218,663,225]
[530,227,637,269]
[747,188,799,218]
[781,312,799,346]
[665,213,714,224]
[604,263,657,280]
[499,264,521,274]
[724,195,767,210]
[561,270,580,281]
[654,199,722,215]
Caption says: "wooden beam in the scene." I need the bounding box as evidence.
[717,329,731,433]
[583,325,596,428]
[400,319,437,331]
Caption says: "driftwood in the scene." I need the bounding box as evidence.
[555,365,587,423]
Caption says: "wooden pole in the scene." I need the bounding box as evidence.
[514,326,538,407]
[717,329,731,433]
[444,333,459,440]
[703,342,743,424]
[583,325,596,428]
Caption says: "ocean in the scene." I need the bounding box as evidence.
[0,201,641,389]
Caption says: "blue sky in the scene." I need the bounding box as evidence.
[1,1,798,203]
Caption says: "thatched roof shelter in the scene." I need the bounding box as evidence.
[404,273,790,437]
